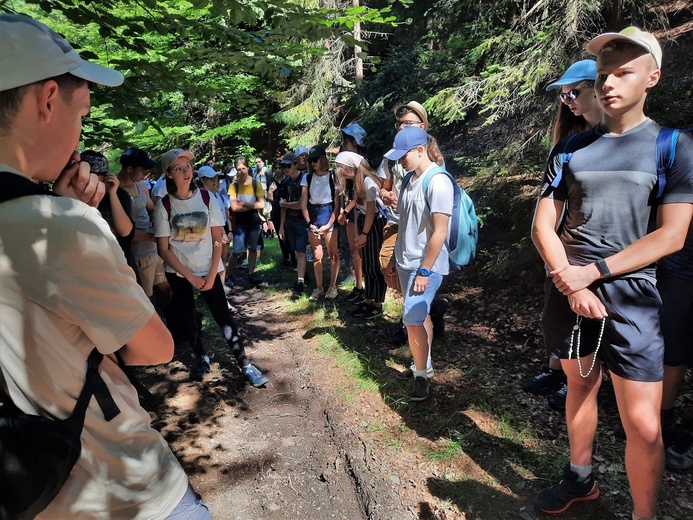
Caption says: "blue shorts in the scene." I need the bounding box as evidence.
[543,277,664,382]
[232,224,262,254]
[166,484,211,520]
[285,218,308,254]
[309,203,335,231]
[397,267,444,326]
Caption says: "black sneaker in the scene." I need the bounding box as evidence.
[291,281,305,300]
[522,368,566,394]
[345,287,365,302]
[410,376,430,402]
[282,258,292,267]
[430,297,448,338]
[351,302,372,318]
[665,432,693,470]
[190,356,211,381]
[362,305,383,320]
[248,273,263,286]
[534,466,600,514]
[548,383,568,411]
[391,324,408,347]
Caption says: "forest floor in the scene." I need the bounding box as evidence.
[134,239,693,520]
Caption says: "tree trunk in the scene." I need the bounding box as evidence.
[353,0,363,88]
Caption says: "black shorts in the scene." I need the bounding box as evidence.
[658,277,693,367]
[543,277,664,382]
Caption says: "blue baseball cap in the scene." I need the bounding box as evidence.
[383,126,429,161]
[545,59,597,91]
[295,146,309,156]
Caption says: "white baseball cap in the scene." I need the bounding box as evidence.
[587,26,662,69]
[0,14,124,92]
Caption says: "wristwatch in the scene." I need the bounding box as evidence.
[417,267,433,277]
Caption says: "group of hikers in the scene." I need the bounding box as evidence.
[0,12,691,520]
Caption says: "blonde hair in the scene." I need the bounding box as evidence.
[339,161,381,206]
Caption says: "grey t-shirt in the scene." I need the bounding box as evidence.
[540,119,693,284]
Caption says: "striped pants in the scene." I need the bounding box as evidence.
[357,213,387,303]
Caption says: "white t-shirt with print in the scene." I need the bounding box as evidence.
[154,189,224,276]
[395,163,454,275]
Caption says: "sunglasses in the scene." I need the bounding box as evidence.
[308,157,321,163]
[559,85,592,104]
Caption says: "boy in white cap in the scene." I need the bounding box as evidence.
[0,14,209,518]
[531,27,693,519]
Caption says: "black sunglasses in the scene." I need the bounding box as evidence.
[308,157,321,163]
[559,85,592,104]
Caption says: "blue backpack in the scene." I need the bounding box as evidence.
[401,166,478,269]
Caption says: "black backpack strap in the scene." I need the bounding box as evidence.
[0,172,54,203]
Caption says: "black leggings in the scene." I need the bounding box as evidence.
[166,272,248,368]
[357,213,386,303]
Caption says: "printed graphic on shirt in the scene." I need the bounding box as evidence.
[171,211,209,242]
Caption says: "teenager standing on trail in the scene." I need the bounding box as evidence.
[278,152,310,299]
[522,60,602,412]
[228,156,266,286]
[0,14,210,518]
[531,28,693,519]
[154,148,269,387]
[384,127,453,402]
[335,151,386,319]
[304,145,341,301]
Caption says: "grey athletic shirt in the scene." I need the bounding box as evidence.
[540,119,693,284]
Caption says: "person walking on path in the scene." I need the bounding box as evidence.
[531,28,693,519]
[0,13,211,518]
[154,148,269,387]
[384,127,453,402]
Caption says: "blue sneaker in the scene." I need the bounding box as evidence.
[243,365,269,387]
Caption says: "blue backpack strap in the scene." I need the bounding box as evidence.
[549,134,578,189]
[420,166,448,208]
[655,127,680,199]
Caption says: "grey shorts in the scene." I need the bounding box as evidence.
[658,277,693,367]
[543,277,664,382]
[166,484,211,520]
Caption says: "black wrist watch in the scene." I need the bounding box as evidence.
[417,267,433,277]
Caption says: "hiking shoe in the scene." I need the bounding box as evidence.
[309,288,324,301]
[522,367,566,394]
[351,303,372,318]
[548,383,568,412]
[325,287,339,300]
[224,278,234,289]
[190,356,211,381]
[248,273,263,286]
[345,287,365,302]
[391,325,408,347]
[362,305,383,320]
[410,376,430,402]
[243,365,269,387]
[239,259,249,269]
[534,466,600,514]
[430,297,448,338]
[665,432,693,470]
[398,362,434,379]
[291,281,305,300]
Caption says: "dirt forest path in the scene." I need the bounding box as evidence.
[137,287,406,520]
[134,261,693,520]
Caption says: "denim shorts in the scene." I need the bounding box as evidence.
[397,267,444,326]
[309,203,335,231]
[166,484,211,520]
[285,218,308,253]
[232,224,262,254]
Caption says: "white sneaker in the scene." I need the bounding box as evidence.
[325,287,339,300]
[309,288,324,301]
[341,274,356,286]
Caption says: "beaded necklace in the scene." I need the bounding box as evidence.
[568,315,606,378]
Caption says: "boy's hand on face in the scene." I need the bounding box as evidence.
[53,150,105,207]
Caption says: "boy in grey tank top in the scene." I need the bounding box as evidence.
[531,28,693,519]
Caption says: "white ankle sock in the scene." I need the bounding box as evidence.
[570,463,592,481]
[413,369,428,379]
[632,514,655,520]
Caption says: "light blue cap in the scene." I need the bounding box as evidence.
[341,123,367,147]
[383,126,428,161]
[295,146,309,156]
[545,59,597,91]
